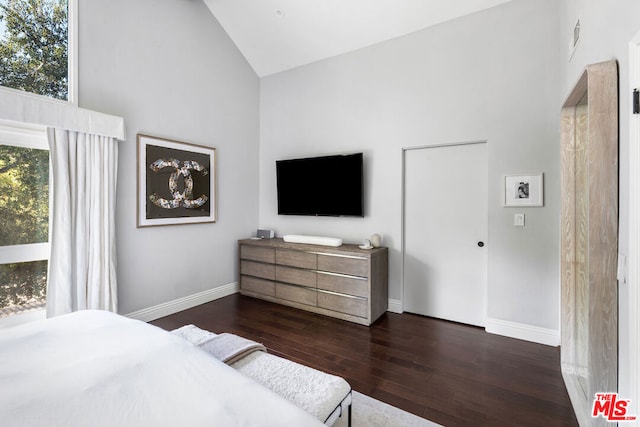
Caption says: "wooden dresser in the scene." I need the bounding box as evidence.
[238,238,388,326]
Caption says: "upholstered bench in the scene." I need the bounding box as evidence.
[172,325,352,426]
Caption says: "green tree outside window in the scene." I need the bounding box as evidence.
[0,144,49,316]
[0,0,68,100]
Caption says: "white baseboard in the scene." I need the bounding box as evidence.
[126,282,239,322]
[387,298,403,314]
[126,291,559,347]
[485,317,560,346]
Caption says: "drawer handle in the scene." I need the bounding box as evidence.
[316,270,367,280]
[316,288,367,300]
[316,252,367,260]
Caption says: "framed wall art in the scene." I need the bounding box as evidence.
[137,134,216,227]
[503,173,544,207]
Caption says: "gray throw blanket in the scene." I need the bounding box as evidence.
[171,325,266,364]
[199,333,266,364]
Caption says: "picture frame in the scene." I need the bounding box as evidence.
[503,173,544,207]
[137,134,216,227]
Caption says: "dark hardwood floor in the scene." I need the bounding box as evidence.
[151,294,578,427]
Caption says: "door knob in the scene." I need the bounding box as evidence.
[477,241,485,247]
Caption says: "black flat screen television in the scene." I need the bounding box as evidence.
[276,153,364,217]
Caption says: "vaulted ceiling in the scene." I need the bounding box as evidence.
[202,0,512,77]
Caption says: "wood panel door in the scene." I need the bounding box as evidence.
[560,60,618,427]
[403,142,488,327]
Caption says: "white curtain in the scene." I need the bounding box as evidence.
[46,128,118,317]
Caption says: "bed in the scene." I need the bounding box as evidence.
[0,310,324,426]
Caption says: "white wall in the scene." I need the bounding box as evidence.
[78,0,260,314]
[559,0,640,415]
[260,0,562,335]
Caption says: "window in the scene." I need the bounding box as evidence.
[0,0,76,102]
[0,121,49,319]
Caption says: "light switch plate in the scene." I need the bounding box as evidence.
[617,253,627,284]
[514,213,525,227]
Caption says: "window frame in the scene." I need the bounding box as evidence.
[0,0,78,105]
[68,0,78,104]
[0,120,50,326]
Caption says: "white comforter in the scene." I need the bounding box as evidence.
[0,310,323,426]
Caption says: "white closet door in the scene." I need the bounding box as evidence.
[403,142,488,327]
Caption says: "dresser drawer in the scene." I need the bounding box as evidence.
[241,275,275,297]
[317,254,368,277]
[240,245,275,263]
[276,249,316,269]
[275,283,317,306]
[317,291,367,318]
[240,260,275,280]
[317,272,368,298]
[276,265,316,288]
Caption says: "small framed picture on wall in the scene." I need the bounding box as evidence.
[503,173,544,207]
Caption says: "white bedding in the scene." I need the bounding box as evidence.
[0,310,324,427]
